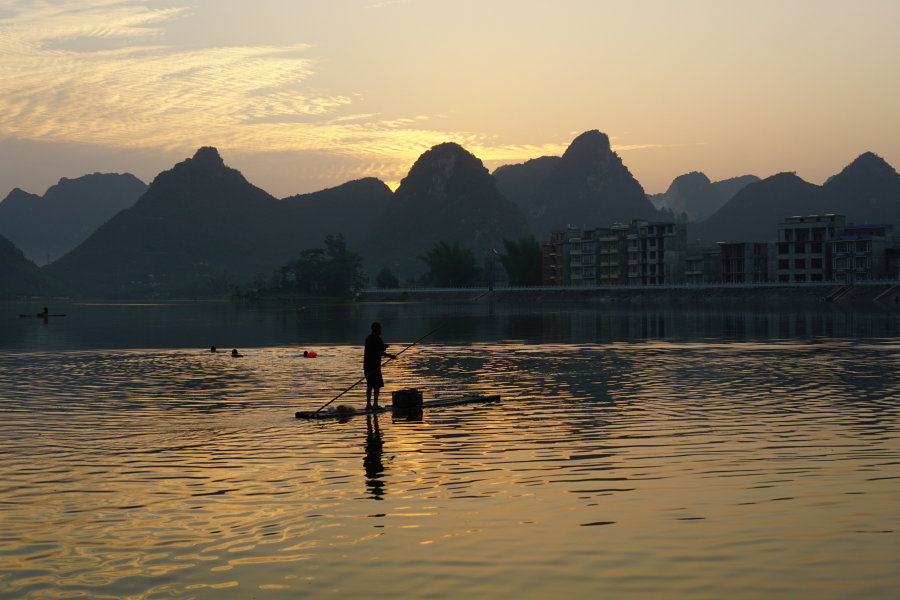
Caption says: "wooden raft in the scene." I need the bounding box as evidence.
[295,394,501,419]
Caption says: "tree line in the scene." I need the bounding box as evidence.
[232,233,542,298]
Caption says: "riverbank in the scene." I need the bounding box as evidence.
[359,282,900,304]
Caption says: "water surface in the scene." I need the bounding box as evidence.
[1,301,899,598]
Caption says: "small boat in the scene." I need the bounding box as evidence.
[20,314,66,318]
[295,393,501,419]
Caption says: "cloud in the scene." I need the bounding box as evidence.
[0,0,667,189]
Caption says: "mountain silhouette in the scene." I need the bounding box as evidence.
[648,172,759,222]
[281,177,392,246]
[691,153,900,243]
[0,233,63,298]
[51,148,391,297]
[528,130,661,234]
[822,152,900,223]
[363,142,529,276]
[493,156,562,216]
[0,173,147,263]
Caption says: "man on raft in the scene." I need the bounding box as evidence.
[364,322,395,412]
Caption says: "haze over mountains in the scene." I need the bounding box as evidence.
[692,152,900,243]
[648,172,760,223]
[0,173,148,263]
[2,130,899,298]
[50,147,391,296]
[0,233,63,299]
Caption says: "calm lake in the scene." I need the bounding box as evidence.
[2,300,899,599]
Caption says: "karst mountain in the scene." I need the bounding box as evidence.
[0,173,148,264]
[51,147,392,296]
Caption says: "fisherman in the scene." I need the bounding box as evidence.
[364,322,396,412]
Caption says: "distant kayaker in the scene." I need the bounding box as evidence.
[231,349,243,358]
[364,322,396,412]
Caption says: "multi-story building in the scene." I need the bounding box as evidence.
[830,224,895,283]
[685,244,722,284]
[567,231,592,287]
[541,230,566,286]
[598,223,629,285]
[775,215,845,282]
[717,242,770,283]
[625,220,688,285]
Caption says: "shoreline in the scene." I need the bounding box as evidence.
[359,282,900,304]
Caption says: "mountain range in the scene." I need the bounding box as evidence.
[0,233,63,299]
[2,131,899,298]
[494,130,662,234]
[647,172,759,222]
[50,148,392,297]
[0,173,148,263]
[362,142,529,277]
[691,152,900,243]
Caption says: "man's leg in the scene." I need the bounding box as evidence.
[366,384,373,411]
[372,386,380,409]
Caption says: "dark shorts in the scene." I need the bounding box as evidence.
[365,370,384,388]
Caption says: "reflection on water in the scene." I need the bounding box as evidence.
[5,299,900,350]
[1,303,900,599]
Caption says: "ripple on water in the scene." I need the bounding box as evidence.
[0,342,899,599]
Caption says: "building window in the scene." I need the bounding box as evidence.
[835,242,847,253]
[811,258,823,269]
[667,225,674,234]
[835,257,848,269]
[582,244,594,253]
[583,255,594,265]
[856,241,871,253]
[811,274,823,282]
[794,259,806,269]
[779,243,789,254]
[649,251,657,259]
[795,274,807,282]
[779,259,789,269]
[795,243,806,254]
[811,243,823,253]
[779,274,790,282]
[855,257,870,269]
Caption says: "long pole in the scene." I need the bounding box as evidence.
[311,321,448,416]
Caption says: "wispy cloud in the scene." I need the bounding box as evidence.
[0,0,664,185]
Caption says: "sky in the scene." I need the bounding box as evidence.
[0,0,898,199]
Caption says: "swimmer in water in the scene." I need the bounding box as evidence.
[231,349,243,358]
[210,346,219,353]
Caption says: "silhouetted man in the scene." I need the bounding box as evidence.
[364,322,395,412]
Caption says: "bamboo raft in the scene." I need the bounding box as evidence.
[295,394,501,419]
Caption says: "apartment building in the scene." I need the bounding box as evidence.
[830,224,894,283]
[717,242,771,283]
[685,244,722,284]
[625,220,688,285]
[598,223,630,285]
[541,230,566,286]
[775,215,845,282]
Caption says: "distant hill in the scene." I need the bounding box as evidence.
[51,148,392,297]
[363,142,529,276]
[690,153,900,242]
[0,233,64,299]
[0,173,148,263]
[493,156,562,216]
[281,177,392,246]
[528,130,662,235]
[648,172,759,222]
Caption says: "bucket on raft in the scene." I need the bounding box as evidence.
[391,388,423,410]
